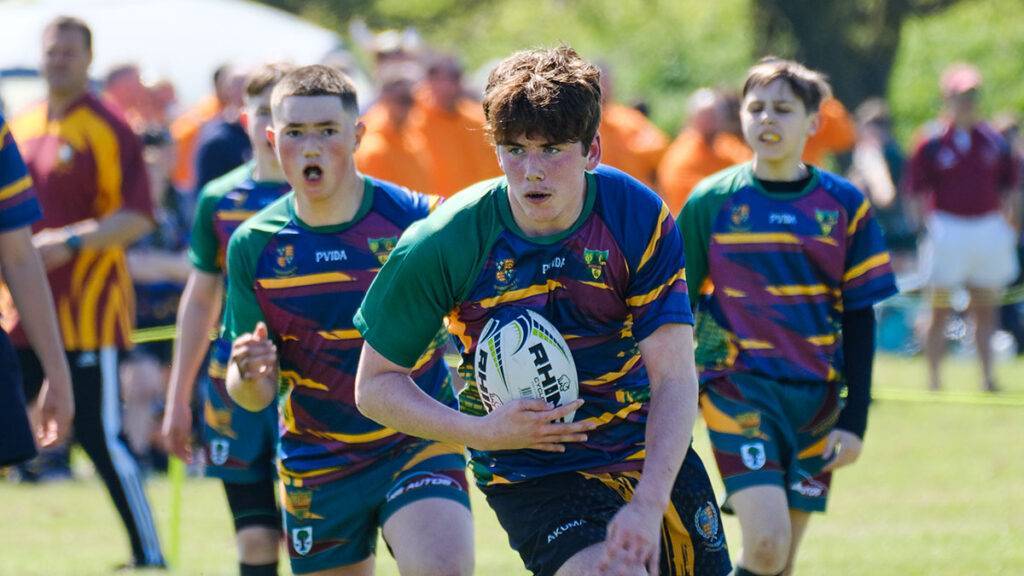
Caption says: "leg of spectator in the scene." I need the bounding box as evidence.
[968,288,999,391]
[74,349,165,566]
[925,293,951,391]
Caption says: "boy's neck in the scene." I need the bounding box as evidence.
[751,157,808,182]
[293,169,365,227]
[252,150,286,183]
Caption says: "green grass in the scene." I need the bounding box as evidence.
[2,356,1022,575]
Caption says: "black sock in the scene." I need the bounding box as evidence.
[734,568,783,576]
[240,561,277,576]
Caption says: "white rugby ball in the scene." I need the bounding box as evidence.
[474,307,579,422]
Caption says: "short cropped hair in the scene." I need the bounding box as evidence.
[742,57,832,113]
[483,46,602,151]
[245,63,296,98]
[44,16,92,52]
[271,64,359,115]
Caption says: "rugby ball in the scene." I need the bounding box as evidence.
[474,308,579,422]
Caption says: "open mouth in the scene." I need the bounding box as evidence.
[524,191,551,202]
[303,164,323,183]
[759,131,781,143]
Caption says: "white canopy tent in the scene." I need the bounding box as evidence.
[0,0,365,115]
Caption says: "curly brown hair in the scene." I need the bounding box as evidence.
[742,57,832,113]
[482,46,601,153]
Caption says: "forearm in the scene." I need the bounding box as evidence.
[127,251,192,283]
[0,235,68,380]
[67,210,154,250]
[836,306,876,438]
[633,375,695,509]
[225,360,278,412]
[356,369,478,446]
[166,277,223,410]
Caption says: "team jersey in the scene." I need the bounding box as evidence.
[677,163,898,386]
[9,93,153,350]
[222,177,448,487]
[355,165,693,486]
[190,162,290,274]
[0,113,42,232]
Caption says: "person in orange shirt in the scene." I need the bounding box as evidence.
[802,96,856,166]
[596,63,669,188]
[410,54,500,197]
[658,88,751,214]
[355,64,432,193]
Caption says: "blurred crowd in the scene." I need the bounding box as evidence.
[3,24,1022,482]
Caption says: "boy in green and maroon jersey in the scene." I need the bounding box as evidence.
[161,63,293,576]
[678,58,898,576]
[224,65,472,575]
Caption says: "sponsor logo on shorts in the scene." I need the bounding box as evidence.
[740,441,766,470]
[386,472,460,502]
[693,501,725,551]
[292,526,313,556]
[790,473,829,499]
[209,439,230,466]
[546,519,587,544]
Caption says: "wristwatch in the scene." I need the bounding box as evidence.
[63,229,83,253]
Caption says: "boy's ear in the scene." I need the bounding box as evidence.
[266,126,277,150]
[585,133,602,171]
[806,112,821,138]
[239,110,249,132]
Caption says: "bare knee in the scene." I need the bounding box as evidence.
[396,553,472,576]
[236,526,280,564]
[743,529,791,574]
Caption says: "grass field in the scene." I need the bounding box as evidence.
[2,355,1022,575]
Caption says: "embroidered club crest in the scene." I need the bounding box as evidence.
[740,441,767,470]
[209,439,229,466]
[815,209,840,236]
[275,244,297,276]
[694,501,725,550]
[583,248,609,280]
[495,258,517,293]
[292,527,313,556]
[731,204,751,230]
[367,236,398,265]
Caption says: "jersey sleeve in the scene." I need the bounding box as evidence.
[842,195,899,310]
[676,177,726,312]
[221,224,269,341]
[354,223,460,368]
[188,186,222,273]
[625,201,694,342]
[0,115,42,232]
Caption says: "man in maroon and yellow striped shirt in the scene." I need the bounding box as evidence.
[8,16,164,569]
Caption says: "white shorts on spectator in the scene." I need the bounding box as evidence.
[921,211,1019,290]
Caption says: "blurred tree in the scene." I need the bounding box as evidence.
[753,0,963,107]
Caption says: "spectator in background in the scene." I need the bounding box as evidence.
[170,64,239,193]
[121,129,190,471]
[992,113,1024,355]
[596,62,669,188]
[907,63,1020,391]
[657,88,751,215]
[103,63,148,132]
[410,53,499,196]
[192,65,251,195]
[356,63,433,193]
[848,98,915,269]
[803,96,856,167]
[8,16,163,567]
